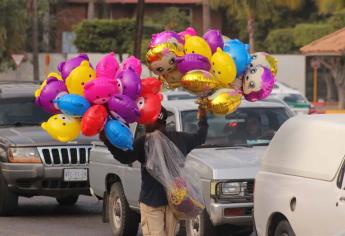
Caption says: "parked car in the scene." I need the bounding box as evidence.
[0,82,94,216]
[162,89,197,101]
[89,96,294,236]
[254,114,345,236]
[271,82,312,115]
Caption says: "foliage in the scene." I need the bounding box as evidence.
[293,23,334,47]
[265,28,296,53]
[0,0,27,71]
[148,7,191,32]
[328,9,345,29]
[315,0,345,14]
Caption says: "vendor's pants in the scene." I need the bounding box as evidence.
[139,202,178,236]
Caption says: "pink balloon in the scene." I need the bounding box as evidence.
[178,27,197,41]
[96,52,120,79]
[121,56,142,76]
[84,78,119,104]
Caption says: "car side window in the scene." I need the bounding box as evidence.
[337,158,345,189]
[166,111,176,132]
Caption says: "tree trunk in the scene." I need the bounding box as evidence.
[43,4,50,52]
[324,74,337,102]
[32,0,39,81]
[337,85,345,109]
[87,0,95,20]
[202,0,210,33]
[134,0,145,59]
[247,15,255,53]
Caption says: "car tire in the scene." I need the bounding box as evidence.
[0,174,18,216]
[185,209,217,236]
[274,220,296,236]
[108,182,139,236]
[56,195,79,206]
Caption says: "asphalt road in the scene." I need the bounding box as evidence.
[0,196,253,236]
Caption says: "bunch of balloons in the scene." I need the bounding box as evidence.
[35,53,163,150]
[146,27,277,115]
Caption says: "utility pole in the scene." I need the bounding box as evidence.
[202,0,210,33]
[134,0,145,59]
[32,0,39,81]
[88,0,95,19]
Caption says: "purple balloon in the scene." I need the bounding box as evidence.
[36,77,68,114]
[149,31,184,48]
[176,54,211,74]
[203,29,224,54]
[115,68,142,100]
[108,95,140,124]
[58,54,90,80]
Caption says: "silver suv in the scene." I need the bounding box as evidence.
[89,97,294,236]
[0,82,94,216]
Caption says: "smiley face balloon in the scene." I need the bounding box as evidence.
[41,114,81,142]
[243,65,275,102]
[180,70,220,97]
[65,61,96,96]
[211,48,237,87]
[184,35,212,61]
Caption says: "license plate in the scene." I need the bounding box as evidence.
[64,168,88,181]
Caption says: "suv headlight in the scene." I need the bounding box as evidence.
[8,147,41,163]
[211,181,248,199]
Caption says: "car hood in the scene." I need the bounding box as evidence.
[186,146,267,180]
[0,126,96,147]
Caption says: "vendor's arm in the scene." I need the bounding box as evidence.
[99,131,145,164]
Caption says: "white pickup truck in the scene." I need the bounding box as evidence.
[89,98,294,236]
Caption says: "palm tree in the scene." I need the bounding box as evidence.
[209,0,305,53]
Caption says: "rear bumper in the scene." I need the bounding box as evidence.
[209,200,253,226]
[0,162,90,197]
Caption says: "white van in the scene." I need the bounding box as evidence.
[254,115,345,236]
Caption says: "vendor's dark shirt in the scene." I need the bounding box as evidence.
[102,118,208,207]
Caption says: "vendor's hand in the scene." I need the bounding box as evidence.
[197,104,208,120]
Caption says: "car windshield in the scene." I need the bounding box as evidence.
[283,94,309,105]
[0,97,50,126]
[181,107,291,147]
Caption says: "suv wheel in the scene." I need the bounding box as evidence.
[108,182,139,236]
[56,195,79,206]
[0,174,18,216]
[274,220,295,236]
[186,210,217,236]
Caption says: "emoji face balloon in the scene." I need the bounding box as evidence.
[35,72,63,98]
[250,52,278,76]
[211,48,237,86]
[65,61,95,96]
[146,43,184,76]
[243,65,275,102]
[84,78,119,104]
[141,77,162,95]
[41,114,81,142]
[223,39,251,76]
[176,54,211,74]
[184,35,212,61]
[137,93,163,124]
[81,105,108,136]
[96,52,119,79]
[108,95,140,124]
[35,76,68,114]
[178,27,197,42]
[121,56,142,76]
[150,31,184,48]
[207,89,241,116]
[105,119,133,151]
[54,94,90,117]
[58,54,90,80]
[180,70,220,97]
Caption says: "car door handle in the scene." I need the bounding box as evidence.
[128,163,133,167]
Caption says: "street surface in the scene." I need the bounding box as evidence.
[0,196,252,236]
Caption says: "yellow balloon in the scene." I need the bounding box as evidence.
[146,43,184,76]
[250,52,278,76]
[207,89,241,115]
[65,60,95,96]
[211,48,237,86]
[159,69,183,89]
[35,72,62,98]
[181,70,220,96]
[184,35,212,61]
[42,114,81,142]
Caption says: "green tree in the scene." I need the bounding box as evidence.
[315,0,345,14]
[209,0,305,53]
[0,0,27,71]
[265,28,296,53]
[293,23,334,47]
[148,7,191,32]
